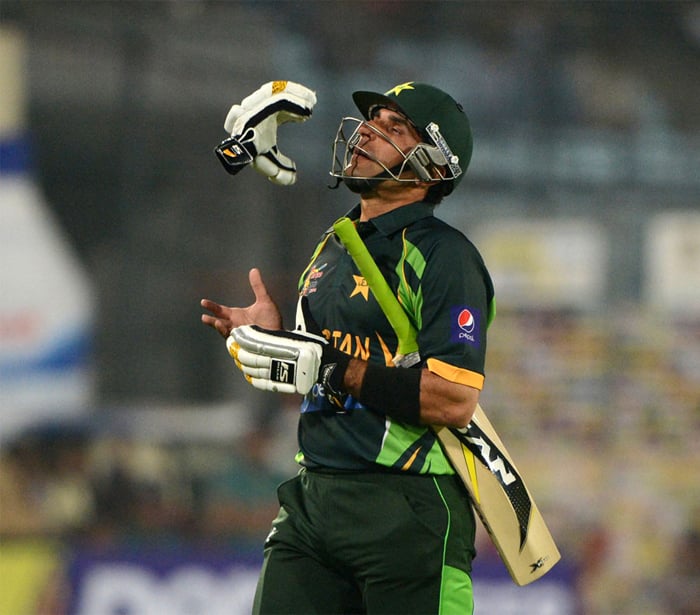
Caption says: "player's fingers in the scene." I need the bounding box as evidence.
[215,319,232,337]
[248,268,271,303]
[201,299,237,326]
[200,298,227,316]
[201,314,232,338]
[201,313,218,328]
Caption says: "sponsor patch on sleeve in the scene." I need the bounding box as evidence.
[450,306,482,345]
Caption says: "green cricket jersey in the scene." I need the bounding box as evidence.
[296,201,495,474]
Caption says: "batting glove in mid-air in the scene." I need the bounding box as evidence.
[226,298,350,407]
[214,80,317,185]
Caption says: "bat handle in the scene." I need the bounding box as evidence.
[393,351,421,368]
[333,217,420,358]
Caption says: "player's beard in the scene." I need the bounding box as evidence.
[342,163,404,195]
[342,176,383,194]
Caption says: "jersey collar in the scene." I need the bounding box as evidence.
[345,201,435,237]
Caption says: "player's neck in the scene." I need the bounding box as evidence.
[359,182,429,221]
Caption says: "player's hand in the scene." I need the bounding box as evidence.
[200,268,282,338]
[227,297,351,404]
[227,325,326,394]
[214,80,316,185]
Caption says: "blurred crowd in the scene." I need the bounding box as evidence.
[0,411,294,550]
[483,308,700,614]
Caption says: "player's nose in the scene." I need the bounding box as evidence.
[357,121,376,139]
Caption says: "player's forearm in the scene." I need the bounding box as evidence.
[342,359,478,428]
[342,357,368,395]
[419,369,479,427]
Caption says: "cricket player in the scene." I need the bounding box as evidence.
[202,81,494,614]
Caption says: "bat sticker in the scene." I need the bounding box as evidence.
[450,424,532,550]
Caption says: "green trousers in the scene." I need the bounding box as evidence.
[252,468,476,615]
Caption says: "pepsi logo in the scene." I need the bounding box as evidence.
[457,309,475,333]
[450,305,480,346]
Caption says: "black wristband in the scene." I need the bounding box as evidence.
[319,346,352,407]
[359,363,422,425]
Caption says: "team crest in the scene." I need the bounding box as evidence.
[386,82,415,97]
[301,263,327,296]
[349,275,370,300]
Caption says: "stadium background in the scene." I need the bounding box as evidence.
[0,2,698,614]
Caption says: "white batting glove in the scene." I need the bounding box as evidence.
[227,325,326,394]
[215,80,317,185]
[226,297,352,407]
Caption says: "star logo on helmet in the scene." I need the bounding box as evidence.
[386,82,415,97]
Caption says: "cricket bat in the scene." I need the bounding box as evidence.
[333,217,560,586]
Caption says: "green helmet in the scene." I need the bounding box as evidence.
[352,82,473,190]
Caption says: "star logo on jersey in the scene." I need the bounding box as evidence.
[385,82,415,97]
[349,275,370,300]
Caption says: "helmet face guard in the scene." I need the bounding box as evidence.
[330,116,463,184]
[329,82,472,192]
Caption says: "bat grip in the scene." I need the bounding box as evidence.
[333,218,419,358]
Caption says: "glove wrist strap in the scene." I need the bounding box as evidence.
[319,347,352,407]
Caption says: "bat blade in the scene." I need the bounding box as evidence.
[434,407,560,585]
[333,216,560,586]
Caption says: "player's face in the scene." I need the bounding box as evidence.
[346,107,422,179]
